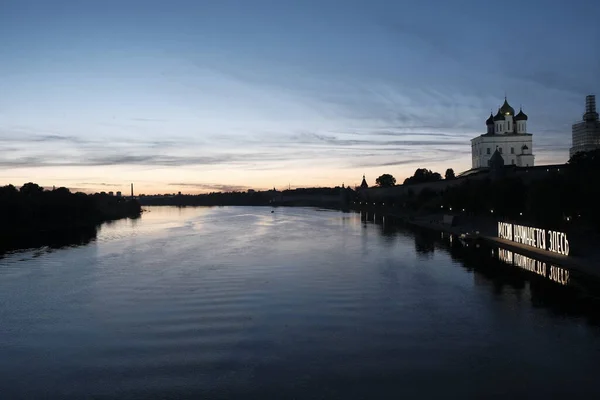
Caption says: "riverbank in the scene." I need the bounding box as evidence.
[0,214,141,255]
[352,206,600,281]
[0,188,142,254]
[0,224,100,254]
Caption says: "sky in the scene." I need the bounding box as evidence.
[1,0,599,194]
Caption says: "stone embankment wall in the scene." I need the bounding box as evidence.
[359,164,567,202]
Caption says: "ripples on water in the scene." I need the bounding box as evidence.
[1,206,600,399]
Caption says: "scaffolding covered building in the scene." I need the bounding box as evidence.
[570,95,600,157]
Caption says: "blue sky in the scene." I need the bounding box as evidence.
[1,0,599,193]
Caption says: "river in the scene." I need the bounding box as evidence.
[1,206,600,399]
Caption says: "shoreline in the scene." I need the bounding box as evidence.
[351,206,600,281]
[0,212,141,255]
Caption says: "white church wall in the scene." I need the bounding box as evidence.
[471,135,533,168]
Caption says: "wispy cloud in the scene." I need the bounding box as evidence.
[168,183,253,192]
[76,182,123,187]
[0,122,477,171]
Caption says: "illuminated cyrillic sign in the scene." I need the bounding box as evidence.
[497,222,570,256]
[497,248,570,285]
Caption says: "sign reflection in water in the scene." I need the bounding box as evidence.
[497,248,570,286]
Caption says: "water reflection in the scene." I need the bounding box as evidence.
[414,232,435,256]
[497,248,570,285]
[0,225,99,257]
[4,207,600,398]
[361,211,600,325]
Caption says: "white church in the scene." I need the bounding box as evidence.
[471,97,535,169]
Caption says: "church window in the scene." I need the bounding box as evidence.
[499,147,503,154]
[511,160,515,165]
[487,148,491,155]
[508,121,511,130]
[511,147,514,154]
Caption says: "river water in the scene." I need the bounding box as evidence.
[1,206,600,399]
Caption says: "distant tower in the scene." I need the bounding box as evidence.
[489,148,506,179]
[515,106,528,134]
[486,112,494,134]
[570,95,600,157]
[584,95,599,121]
[360,174,368,189]
[131,183,134,198]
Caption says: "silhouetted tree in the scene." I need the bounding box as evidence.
[0,182,142,247]
[445,168,456,180]
[375,174,396,187]
[568,149,600,168]
[53,187,71,195]
[0,184,18,196]
[403,168,442,185]
[20,182,44,195]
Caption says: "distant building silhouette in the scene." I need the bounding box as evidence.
[360,174,368,189]
[471,97,534,168]
[570,94,600,157]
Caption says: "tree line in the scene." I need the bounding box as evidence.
[138,187,353,207]
[0,183,142,233]
[374,168,455,187]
